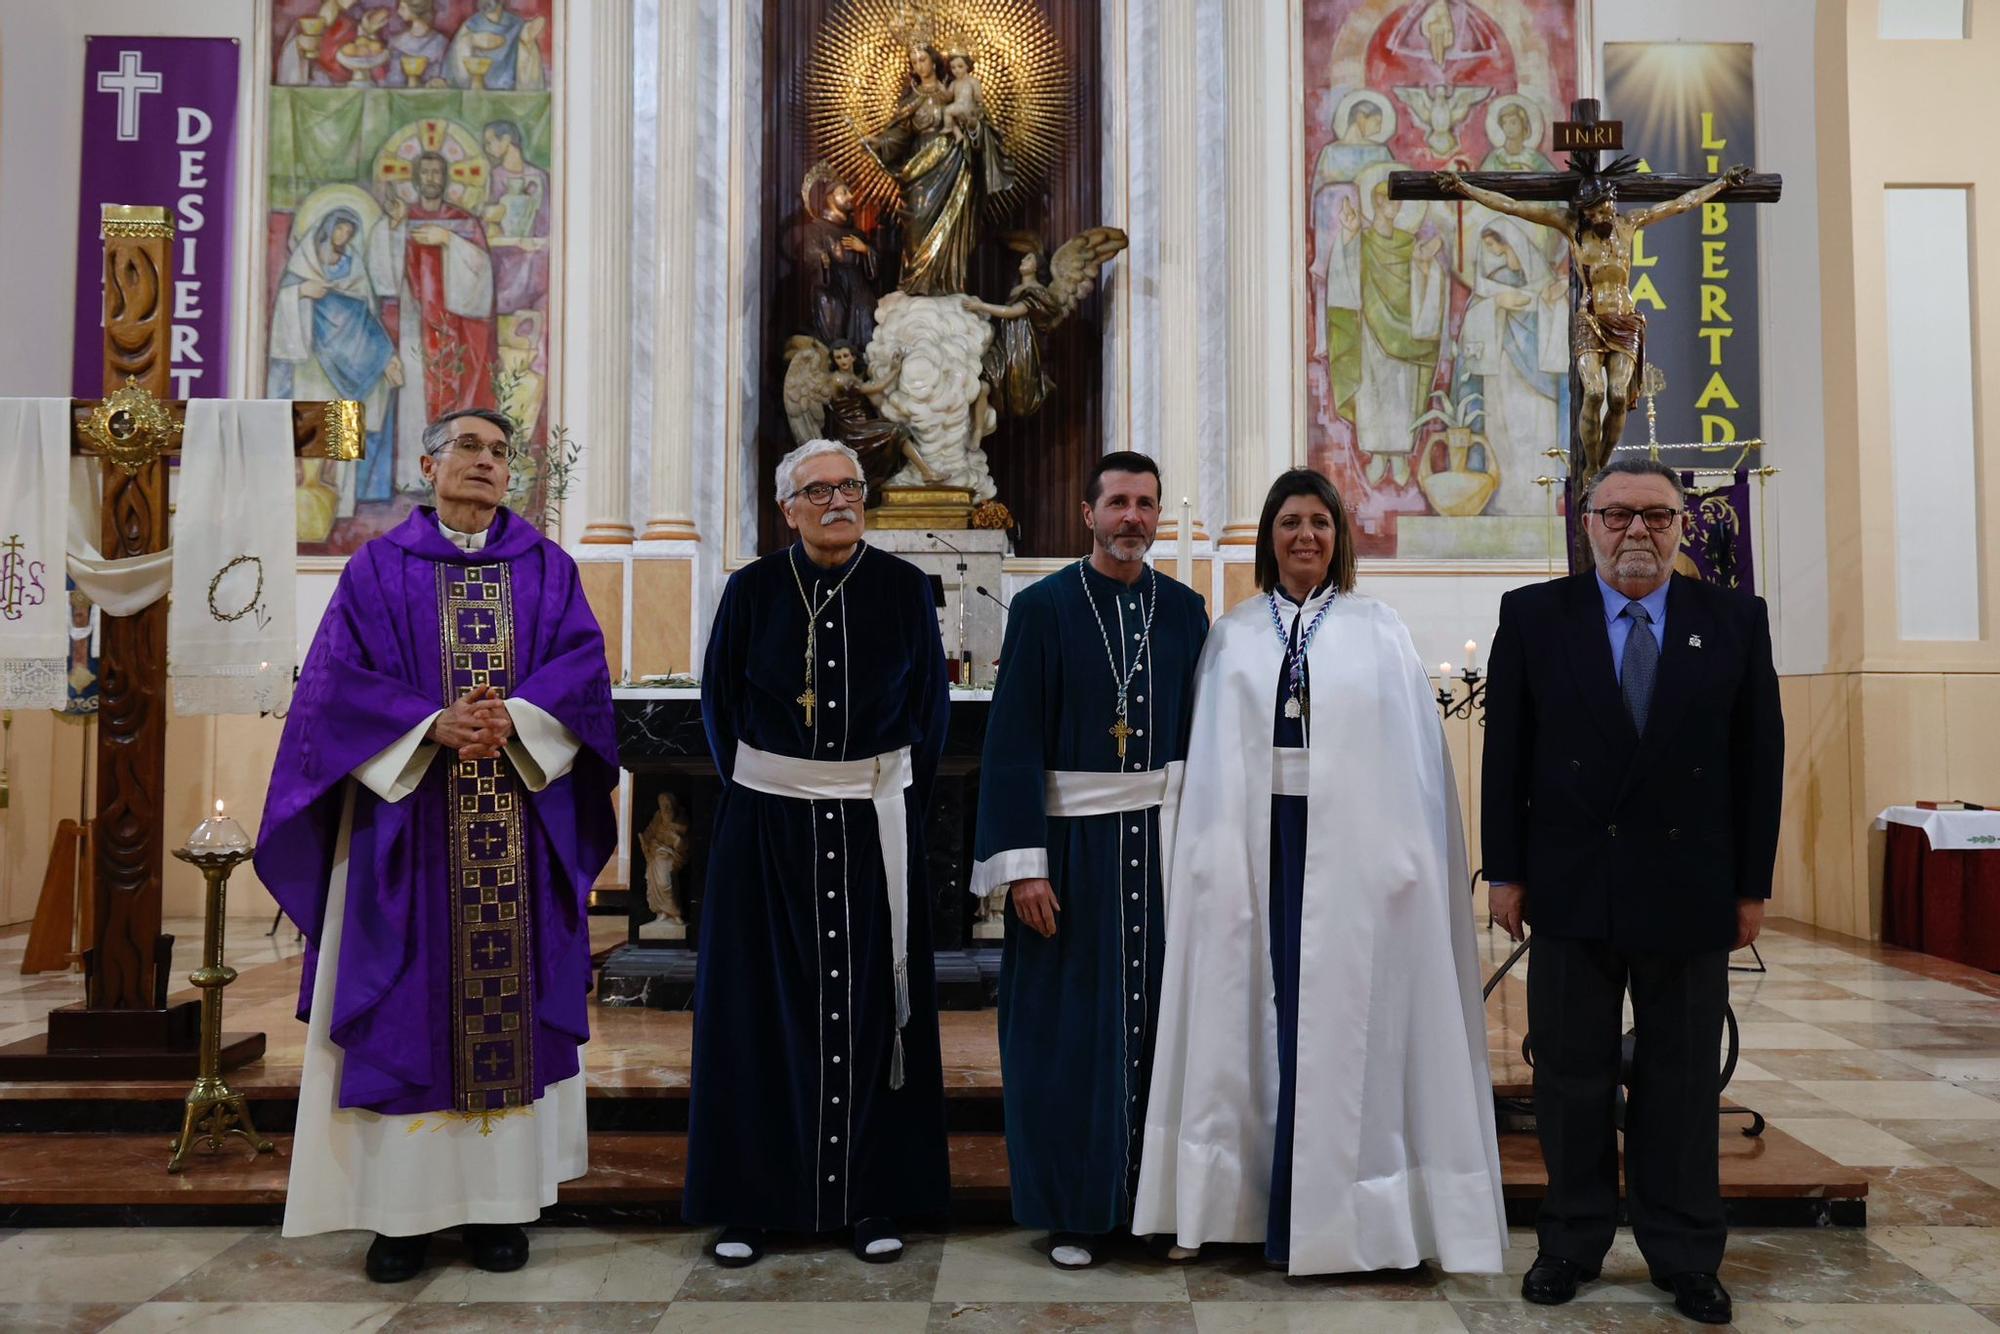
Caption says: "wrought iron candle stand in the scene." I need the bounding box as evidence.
[1435,666,1487,723]
[166,804,276,1173]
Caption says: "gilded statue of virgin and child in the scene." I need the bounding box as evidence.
[785,11,1126,500]
[858,42,1015,297]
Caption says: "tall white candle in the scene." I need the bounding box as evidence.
[1178,497,1192,588]
[1465,639,1480,672]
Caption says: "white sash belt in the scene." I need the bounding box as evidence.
[731,742,916,1088]
[1272,746,1311,797]
[1044,762,1186,899]
[1042,765,1176,818]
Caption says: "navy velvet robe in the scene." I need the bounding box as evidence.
[684,542,952,1231]
[1266,588,1313,1263]
[974,562,1208,1235]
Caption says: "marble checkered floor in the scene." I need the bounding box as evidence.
[3,919,2000,1331]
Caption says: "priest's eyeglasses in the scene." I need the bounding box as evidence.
[792,479,868,505]
[432,435,516,466]
[1587,505,1683,532]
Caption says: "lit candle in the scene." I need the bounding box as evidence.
[1464,639,1480,673]
[1178,497,1192,588]
[1438,662,1454,680]
[187,797,251,853]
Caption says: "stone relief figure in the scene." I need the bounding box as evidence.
[781,335,935,492]
[959,227,1129,433]
[640,791,690,926]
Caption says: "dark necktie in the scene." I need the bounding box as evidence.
[1621,601,1659,733]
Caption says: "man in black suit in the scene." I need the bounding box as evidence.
[1482,458,1783,1326]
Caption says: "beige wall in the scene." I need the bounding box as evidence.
[1772,3,2000,939]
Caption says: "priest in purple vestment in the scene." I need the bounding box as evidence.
[258,408,618,1284]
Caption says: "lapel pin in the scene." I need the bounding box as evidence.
[1688,634,1703,649]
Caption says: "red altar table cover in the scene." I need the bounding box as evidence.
[1881,821,2000,971]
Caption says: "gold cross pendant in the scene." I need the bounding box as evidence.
[797,687,817,727]
[1109,716,1134,760]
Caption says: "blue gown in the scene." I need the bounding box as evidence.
[684,543,952,1231]
[1265,588,1315,1263]
[974,561,1208,1235]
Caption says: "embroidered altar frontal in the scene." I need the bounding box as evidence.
[440,564,536,1113]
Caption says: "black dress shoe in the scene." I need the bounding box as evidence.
[1654,1271,1732,1325]
[852,1217,904,1264]
[1522,1253,1599,1305]
[713,1226,766,1268]
[364,1232,431,1283]
[462,1222,530,1273]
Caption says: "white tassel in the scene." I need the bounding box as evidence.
[889,957,910,1090]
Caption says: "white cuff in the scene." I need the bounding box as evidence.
[354,710,444,803]
[968,847,1048,898]
[504,697,581,792]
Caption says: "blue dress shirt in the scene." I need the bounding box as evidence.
[1597,574,1669,685]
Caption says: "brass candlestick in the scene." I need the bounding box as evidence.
[166,803,275,1173]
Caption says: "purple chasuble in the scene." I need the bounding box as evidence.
[257,507,617,1116]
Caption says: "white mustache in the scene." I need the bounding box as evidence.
[820,507,857,526]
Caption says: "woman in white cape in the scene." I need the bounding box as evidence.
[1133,468,1506,1275]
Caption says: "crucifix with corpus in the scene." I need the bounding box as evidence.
[1390,99,1781,568]
[0,204,363,1079]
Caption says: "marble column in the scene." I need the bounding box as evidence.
[1220,0,1292,546]
[1158,0,1205,542]
[644,0,701,542]
[580,0,636,545]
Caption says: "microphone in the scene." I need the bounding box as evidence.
[925,531,967,558]
[975,584,1009,613]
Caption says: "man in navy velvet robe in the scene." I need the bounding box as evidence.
[971,451,1208,1269]
[685,439,951,1267]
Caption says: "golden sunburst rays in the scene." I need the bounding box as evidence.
[806,0,1072,220]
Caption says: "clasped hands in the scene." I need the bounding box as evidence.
[428,683,514,761]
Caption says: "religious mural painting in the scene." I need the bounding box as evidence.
[1303,0,1578,560]
[264,0,556,555]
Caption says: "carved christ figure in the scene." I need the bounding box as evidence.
[1434,164,1748,475]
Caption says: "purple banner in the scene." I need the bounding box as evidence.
[73,36,240,399]
[1677,468,1756,594]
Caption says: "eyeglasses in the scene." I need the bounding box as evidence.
[1587,505,1682,532]
[429,435,515,465]
[791,478,867,505]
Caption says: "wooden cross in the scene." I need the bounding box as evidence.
[1108,715,1134,760]
[2,204,362,1078]
[1390,99,1782,572]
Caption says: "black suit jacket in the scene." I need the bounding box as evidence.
[1480,572,1784,952]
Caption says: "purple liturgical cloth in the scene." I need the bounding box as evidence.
[257,507,617,1116]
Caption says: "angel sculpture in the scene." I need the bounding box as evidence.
[960,227,1129,431]
[781,335,938,490]
[1394,83,1491,159]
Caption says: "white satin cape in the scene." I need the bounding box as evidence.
[1131,592,1506,1275]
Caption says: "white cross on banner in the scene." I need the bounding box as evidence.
[95,49,161,142]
